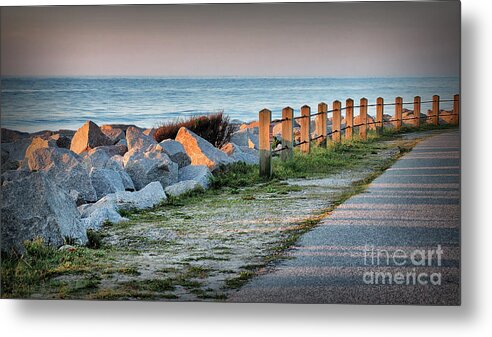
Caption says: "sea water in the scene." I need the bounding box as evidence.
[1,76,459,133]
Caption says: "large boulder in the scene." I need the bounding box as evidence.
[159,139,191,168]
[126,126,157,153]
[80,182,166,229]
[221,142,258,165]
[27,147,97,205]
[1,172,87,253]
[70,121,113,154]
[50,134,71,149]
[123,149,178,190]
[239,121,259,131]
[1,169,31,185]
[100,125,125,144]
[230,128,259,149]
[89,168,125,200]
[178,164,212,189]
[175,127,233,170]
[165,180,202,198]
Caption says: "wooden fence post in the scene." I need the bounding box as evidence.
[259,108,272,178]
[395,97,403,130]
[300,105,311,153]
[432,95,440,126]
[359,97,368,141]
[316,102,328,147]
[345,98,354,140]
[453,94,460,125]
[281,107,294,161]
[376,97,384,135]
[414,96,421,128]
[332,100,341,143]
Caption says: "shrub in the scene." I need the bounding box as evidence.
[154,112,236,148]
[86,229,103,249]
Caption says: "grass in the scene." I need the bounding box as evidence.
[1,238,110,298]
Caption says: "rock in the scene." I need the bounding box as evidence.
[1,172,87,253]
[1,138,31,169]
[70,121,113,154]
[89,168,126,200]
[126,126,157,153]
[80,182,166,229]
[175,127,233,170]
[239,121,259,131]
[100,125,125,144]
[1,128,30,143]
[58,245,77,252]
[230,128,259,149]
[105,155,135,191]
[178,165,212,189]
[123,148,178,190]
[221,142,258,165]
[27,147,97,205]
[165,180,202,197]
[101,124,139,133]
[83,147,111,169]
[143,128,156,139]
[50,134,72,149]
[1,169,31,185]
[159,139,191,168]
[24,136,58,161]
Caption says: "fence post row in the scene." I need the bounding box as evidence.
[414,96,421,128]
[258,94,459,177]
[376,97,384,135]
[259,108,272,178]
[432,95,440,126]
[281,107,294,161]
[359,97,368,141]
[300,105,311,154]
[345,98,354,140]
[316,102,328,147]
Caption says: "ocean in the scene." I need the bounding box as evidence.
[1,77,459,133]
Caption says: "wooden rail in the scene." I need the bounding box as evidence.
[259,94,460,178]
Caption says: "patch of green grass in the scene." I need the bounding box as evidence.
[224,271,255,289]
[1,238,110,298]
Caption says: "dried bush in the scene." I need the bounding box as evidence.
[154,112,236,148]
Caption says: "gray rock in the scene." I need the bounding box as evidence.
[70,121,113,154]
[165,180,202,197]
[89,168,126,200]
[230,128,259,149]
[80,182,166,229]
[221,142,258,165]
[83,147,112,169]
[126,126,157,153]
[105,155,135,191]
[1,138,31,169]
[27,147,97,205]
[123,149,178,190]
[175,127,233,170]
[1,172,87,253]
[178,165,212,189]
[159,139,191,168]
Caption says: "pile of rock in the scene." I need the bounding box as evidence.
[1,121,260,252]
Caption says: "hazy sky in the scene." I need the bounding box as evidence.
[0,2,460,77]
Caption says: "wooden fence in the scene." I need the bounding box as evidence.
[259,94,460,177]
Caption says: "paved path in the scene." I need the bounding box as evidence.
[230,130,460,305]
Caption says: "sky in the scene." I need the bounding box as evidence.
[0,2,460,77]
